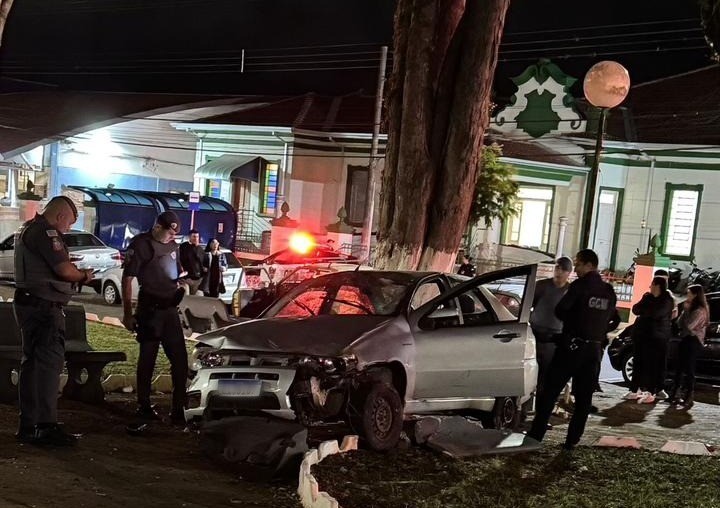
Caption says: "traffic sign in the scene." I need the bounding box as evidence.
[188,191,201,211]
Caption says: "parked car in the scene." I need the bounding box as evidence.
[0,229,121,290]
[608,292,720,383]
[100,248,243,305]
[185,265,538,451]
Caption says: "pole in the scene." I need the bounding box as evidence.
[360,46,388,262]
[580,107,607,249]
[190,210,195,231]
[556,216,568,257]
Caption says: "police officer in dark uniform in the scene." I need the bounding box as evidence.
[14,196,95,446]
[122,211,188,423]
[528,248,617,450]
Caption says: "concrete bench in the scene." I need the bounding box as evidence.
[0,302,126,405]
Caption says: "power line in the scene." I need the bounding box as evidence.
[503,18,701,37]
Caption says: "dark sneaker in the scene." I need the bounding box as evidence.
[33,424,78,447]
[136,405,161,421]
[15,426,36,443]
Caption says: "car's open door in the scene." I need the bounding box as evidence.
[408,264,537,401]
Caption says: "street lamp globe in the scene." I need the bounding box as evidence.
[583,61,630,108]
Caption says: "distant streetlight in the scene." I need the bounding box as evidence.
[580,61,630,249]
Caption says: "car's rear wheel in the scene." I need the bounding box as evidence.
[481,396,520,430]
[350,383,403,451]
[103,281,120,305]
[621,353,634,384]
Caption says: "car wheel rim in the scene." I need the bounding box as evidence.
[501,398,515,426]
[372,397,393,438]
[104,284,116,303]
[625,357,633,380]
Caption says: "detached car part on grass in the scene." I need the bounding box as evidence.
[186,266,538,451]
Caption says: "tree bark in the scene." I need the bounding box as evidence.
[375,0,510,271]
[0,0,14,47]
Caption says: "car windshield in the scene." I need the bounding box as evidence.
[63,233,105,248]
[264,271,417,318]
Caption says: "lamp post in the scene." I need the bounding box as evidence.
[580,61,630,248]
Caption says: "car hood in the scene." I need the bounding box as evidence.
[197,315,392,356]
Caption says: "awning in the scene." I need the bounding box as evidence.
[195,155,266,182]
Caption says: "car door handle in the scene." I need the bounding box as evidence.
[493,330,520,342]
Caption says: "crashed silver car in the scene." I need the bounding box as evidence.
[186,265,538,450]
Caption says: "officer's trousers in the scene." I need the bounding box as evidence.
[14,303,65,428]
[528,340,603,447]
[135,306,188,414]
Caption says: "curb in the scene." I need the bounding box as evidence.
[298,435,358,508]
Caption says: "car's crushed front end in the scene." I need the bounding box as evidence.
[185,344,360,424]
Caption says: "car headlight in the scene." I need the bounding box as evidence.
[190,348,226,370]
[297,354,357,373]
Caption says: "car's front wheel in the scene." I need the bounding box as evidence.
[621,353,634,384]
[103,281,121,305]
[351,383,403,451]
[481,396,520,430]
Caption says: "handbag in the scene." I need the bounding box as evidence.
[218,280,226,295]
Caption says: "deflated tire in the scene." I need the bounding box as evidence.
[351,383,403,451]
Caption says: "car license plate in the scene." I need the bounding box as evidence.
[217,379,262,397]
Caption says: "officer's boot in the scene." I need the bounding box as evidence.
[682,390,694,409]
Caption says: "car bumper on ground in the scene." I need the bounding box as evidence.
[184,365,297,422]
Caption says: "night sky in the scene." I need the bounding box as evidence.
[0,0,713,98]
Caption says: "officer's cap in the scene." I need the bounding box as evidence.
[156,211,181,233]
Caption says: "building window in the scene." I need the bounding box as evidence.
[260,163,279,216]
[502,185,554,251]
[344,165,368,226]
[661,183,702,259]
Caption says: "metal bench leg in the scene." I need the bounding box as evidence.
[62,362,107,404]
[0,361,18,404]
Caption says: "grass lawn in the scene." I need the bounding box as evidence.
[86,322,195,377]
[315,445,720,508]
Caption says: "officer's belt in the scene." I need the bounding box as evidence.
[14,289,64,309]
[138,289,184,309]
[569,337,604,345]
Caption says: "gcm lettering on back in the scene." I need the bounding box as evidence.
[588,297,608,310]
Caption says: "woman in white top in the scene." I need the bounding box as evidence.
[671,284,709,408]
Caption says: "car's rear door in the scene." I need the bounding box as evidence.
[409,264,536,400]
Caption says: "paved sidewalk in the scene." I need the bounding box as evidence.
[536,382,720,450]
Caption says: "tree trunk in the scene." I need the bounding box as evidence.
[375,0,510,272]
[0,0,14,46]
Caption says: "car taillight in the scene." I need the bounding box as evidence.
[111,252,122,261]
[69,254,85,262]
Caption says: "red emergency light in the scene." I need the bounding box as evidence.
[288,231,315,255]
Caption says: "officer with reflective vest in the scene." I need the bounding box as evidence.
[122,211,188,423]
[528,248,617,451]
[14,196,95,446]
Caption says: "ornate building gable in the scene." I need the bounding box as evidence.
[492,59,586,138]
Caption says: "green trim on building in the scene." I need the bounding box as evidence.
[600,156,720,171]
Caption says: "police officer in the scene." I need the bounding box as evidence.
[528,248,617,450]
[122,211,188,423]
[14,196,95,446]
